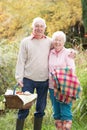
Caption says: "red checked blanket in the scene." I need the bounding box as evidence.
[51,67,82,103]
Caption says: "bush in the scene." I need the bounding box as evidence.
[0,40,19,94]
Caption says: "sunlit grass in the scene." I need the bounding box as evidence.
[0,94,87,130]
[0,48,87,130]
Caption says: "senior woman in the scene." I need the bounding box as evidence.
[49,31,76,130]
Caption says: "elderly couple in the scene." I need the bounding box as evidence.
[15,17,76,130]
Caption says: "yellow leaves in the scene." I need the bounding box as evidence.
[0,13,7,22]
[0,0,82,41]
[0,3,10,23]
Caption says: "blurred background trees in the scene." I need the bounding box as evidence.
[0,1,87,129]
[0,0,83,93]
[0,0,82,41]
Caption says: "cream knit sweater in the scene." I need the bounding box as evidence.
[15,36,52,82]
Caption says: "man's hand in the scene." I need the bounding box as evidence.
[18,81,23,87]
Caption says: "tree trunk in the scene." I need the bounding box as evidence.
[81,0,87,33]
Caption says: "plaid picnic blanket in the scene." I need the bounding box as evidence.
[51,67,82,103]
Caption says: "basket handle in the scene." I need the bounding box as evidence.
[13,83,19,95]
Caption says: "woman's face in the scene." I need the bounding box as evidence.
[53,36,64,52]
[33,22,45,36]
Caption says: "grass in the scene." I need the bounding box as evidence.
[0,48,87,130]
[0,95,87,130]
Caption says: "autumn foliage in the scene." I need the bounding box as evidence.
[0,0,82,41]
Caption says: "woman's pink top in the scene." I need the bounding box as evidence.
[49,47,75,89]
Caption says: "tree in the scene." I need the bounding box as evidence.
[81,0,87,33]
[0,0,82,40]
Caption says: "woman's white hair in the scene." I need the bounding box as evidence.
[32,17,46,28]
[52,31,66,43]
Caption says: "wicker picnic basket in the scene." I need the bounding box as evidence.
[4,84,37,109]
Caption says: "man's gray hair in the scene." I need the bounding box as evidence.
[32,17,46,28]
[52,31,66,43]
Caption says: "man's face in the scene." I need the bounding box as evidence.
[33,22,45,36]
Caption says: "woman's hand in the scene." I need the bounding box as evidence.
[68,49,78,58]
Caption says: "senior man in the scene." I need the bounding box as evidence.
[15,17,52,130]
